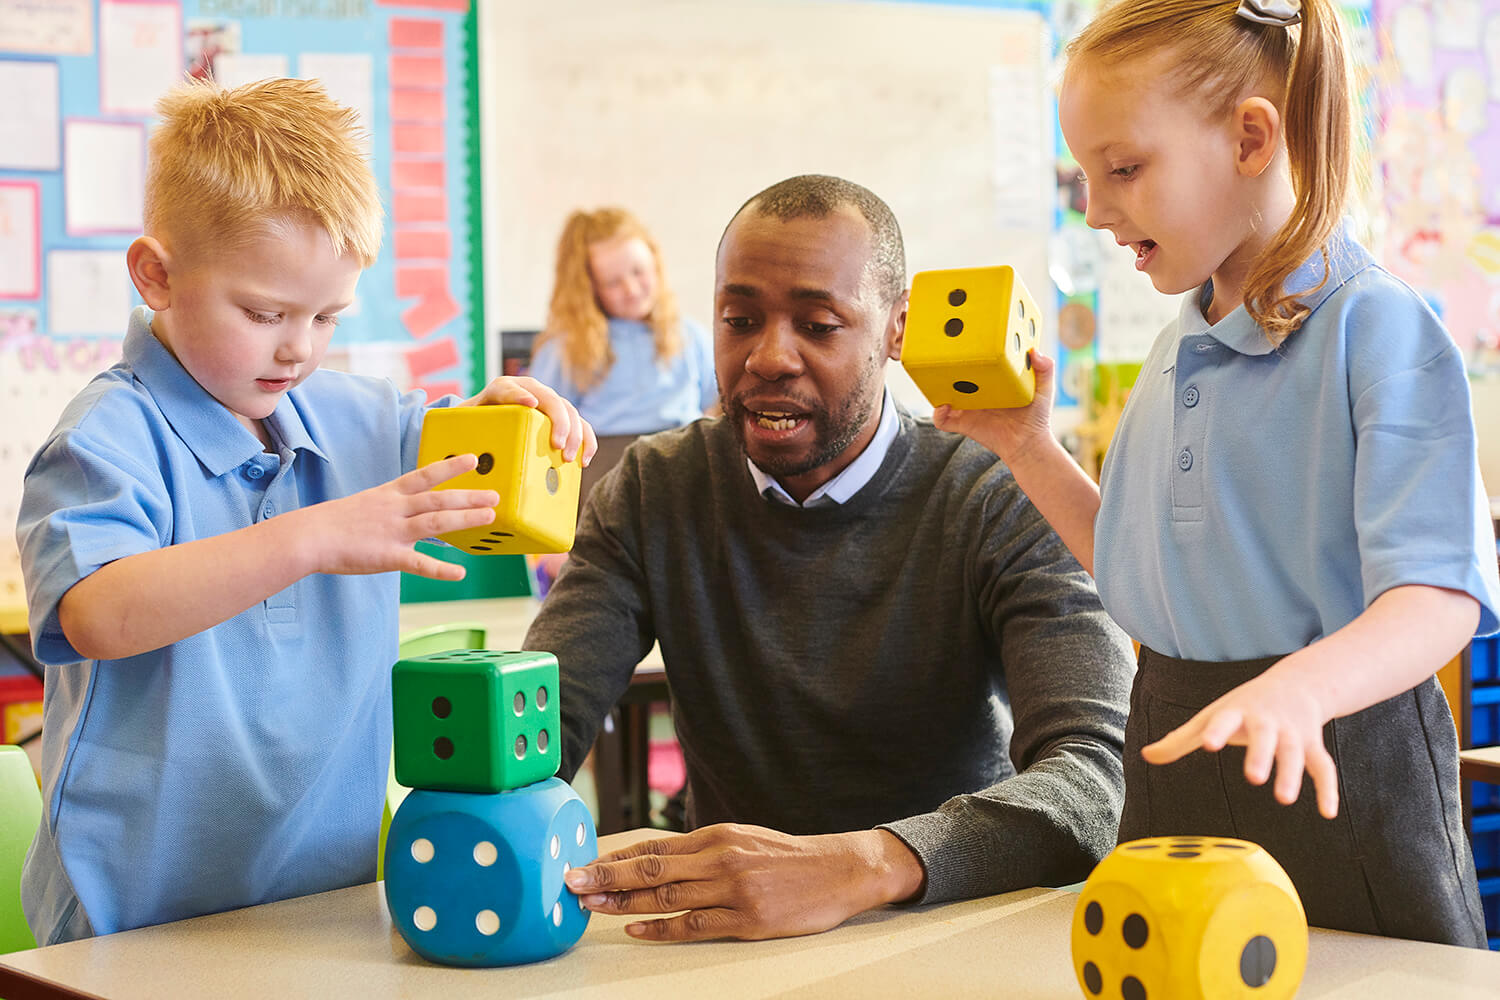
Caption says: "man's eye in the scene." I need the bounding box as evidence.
[722,316,755,330]
[804,322,839,336]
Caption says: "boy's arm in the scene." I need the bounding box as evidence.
[58,455,498,661]
[932,352,1101,574]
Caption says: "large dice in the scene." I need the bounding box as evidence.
[416,404,582,554]
[901,265,1041,409]
[383,778,598,966]
[1070,836,1307,1000]
[393,650,561,793]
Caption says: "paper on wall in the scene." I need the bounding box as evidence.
[0,60,61,171]
[64,120,144,235]
[47,250,130,337]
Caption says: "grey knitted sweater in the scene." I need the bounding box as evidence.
[525,410,1134,904]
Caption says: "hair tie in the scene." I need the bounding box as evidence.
[1236,0,1301,26]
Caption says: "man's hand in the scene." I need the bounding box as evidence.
[465,375,598,464]
[562,824,925,942]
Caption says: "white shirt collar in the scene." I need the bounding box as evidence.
[748,388,899,508]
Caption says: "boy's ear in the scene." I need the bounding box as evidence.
[887,288,909,362]
[126,237,172,310]
[1233,97,1282,178]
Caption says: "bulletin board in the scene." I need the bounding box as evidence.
[1374,0,1500,360]
[0,0,485,618]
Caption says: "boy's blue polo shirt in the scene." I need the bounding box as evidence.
[527,317,717,434]
[1095,232,1500,660]
[16,307,446,944]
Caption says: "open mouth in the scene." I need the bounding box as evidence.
[257,378,292,391]
[1132,240,1158,270]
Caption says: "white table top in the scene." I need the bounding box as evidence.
[2,829,1498,1000]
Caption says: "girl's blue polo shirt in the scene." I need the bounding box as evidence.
[16,307,448,944]
[1095,232,1500,660]
[527,317,717,435]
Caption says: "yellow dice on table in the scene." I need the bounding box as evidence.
[901,265,1041,409]
[1071,837,1307,1000]
[416,405,582,554]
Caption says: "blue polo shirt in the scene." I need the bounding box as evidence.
[527,317,717,435]
[1095,231,1500,660]
[16,306,447,944]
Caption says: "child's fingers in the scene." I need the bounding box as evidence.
[1141,714,1210,764]
[1272,739,1305,805]
[1306,744,1340,819]
[410,487,499,513]
[1240,717,1278,784]
[1196,705,1245,753]
[408,452,480,489]
[580,420,599,466]
[409,507,495,540]
[405,550,469,582]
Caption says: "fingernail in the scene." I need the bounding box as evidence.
[581,893,607,907]
[625,922,647,936]
[564,869,590,889]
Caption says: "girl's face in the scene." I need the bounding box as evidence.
[587,235,659,321]
[1059,56,1262,301]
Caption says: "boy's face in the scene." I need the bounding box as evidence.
[152,218,361,442]
[1059,56,1254,298]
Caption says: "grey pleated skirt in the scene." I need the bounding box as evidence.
[1118,646,1486,948]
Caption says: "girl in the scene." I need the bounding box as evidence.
[528,207,718,435]
[937,0,1500,945]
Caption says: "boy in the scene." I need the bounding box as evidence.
[15,78,593,944]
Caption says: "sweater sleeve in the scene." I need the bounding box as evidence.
[880,467,1133,903]
[522,449,659,780]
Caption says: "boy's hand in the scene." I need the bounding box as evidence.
[465,375,598,465]
[1141,657,1340,819]
[930,351,1057,467]
[306,454,500,580]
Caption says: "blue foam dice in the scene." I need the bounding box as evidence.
[383,777,598,966]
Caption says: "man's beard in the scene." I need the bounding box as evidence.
[721,354,882,480]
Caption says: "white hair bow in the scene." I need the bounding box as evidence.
[1236,0,1301,26]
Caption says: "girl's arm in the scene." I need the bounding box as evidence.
[1143,584,1480,818]
[932,352,1101,574]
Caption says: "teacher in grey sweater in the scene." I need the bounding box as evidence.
[537,174,1134,942]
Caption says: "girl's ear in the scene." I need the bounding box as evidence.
[127,237,173,310]
[1233,96,1282,178]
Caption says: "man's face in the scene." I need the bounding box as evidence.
[714,207,903,502]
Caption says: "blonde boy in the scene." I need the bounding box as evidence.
[16,79,591,944]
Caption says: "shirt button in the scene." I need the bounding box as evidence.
[265,502,276,516]
[1183,385,1199,407]
[245,464,264,480]
[1177,448,1193,471]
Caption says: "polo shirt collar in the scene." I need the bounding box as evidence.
[125,306,328,477]
[1180,223,1374,359]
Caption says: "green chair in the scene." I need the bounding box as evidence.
[376,624,488,880]
[0,745,41,955]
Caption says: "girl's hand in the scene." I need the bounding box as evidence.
[465,375,598,464]
[1141,660,1340,819]
[930,351,1058,467]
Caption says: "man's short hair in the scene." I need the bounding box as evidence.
[726,175,906,308]
[145,78,383,265]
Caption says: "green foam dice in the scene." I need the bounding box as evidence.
[393,650,562,793]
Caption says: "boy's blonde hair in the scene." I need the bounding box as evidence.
[145,78,383,266]
[1067,0,1352,343]
[537,207,681,392]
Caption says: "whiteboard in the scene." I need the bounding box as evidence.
[482,0,1054,344]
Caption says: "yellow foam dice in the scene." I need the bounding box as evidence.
[416,405,582,554]
[1071,837,1307,1000]
[901,265,1041,409]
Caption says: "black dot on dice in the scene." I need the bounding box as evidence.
[1122,975,1147,1000]
[1082,961,1102,994]
[1126,844,1158,851]
[476,452,494,475]
[431,696,452,719]
[433,737,454,760]
[1084,900,1103,935]
[948,289,967,306]
[1240,935,1277,987]
[953,381,979,394]
[1168,851,1200,858]
[945,317,964,337]
[1214,843,1247,849]
[471,545,492,551]
[1122,913,1148,949]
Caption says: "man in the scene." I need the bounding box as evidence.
[531,174,1134,942]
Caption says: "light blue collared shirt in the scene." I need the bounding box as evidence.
[527,317,717,435]
[1095,231,1500,660]
[750,388,899,508]
[17,306,451,943]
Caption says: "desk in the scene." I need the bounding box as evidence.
[1461,745,1500,786]
[3,831,1498,1000]
[398,598,669,834]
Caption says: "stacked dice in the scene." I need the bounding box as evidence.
[383,648,598,966]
